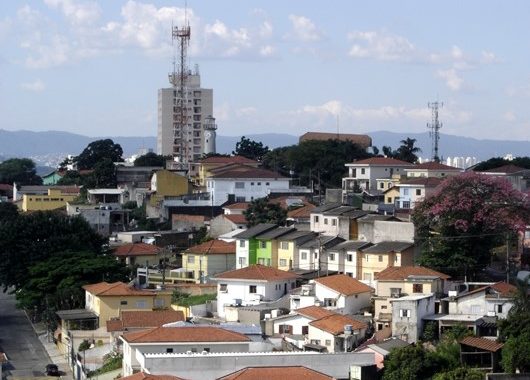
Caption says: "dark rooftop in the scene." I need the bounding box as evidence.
[233,224,277,239]
[361,241,414,253]
[255,227,296,240]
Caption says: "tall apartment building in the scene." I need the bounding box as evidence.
[157,67,216,163]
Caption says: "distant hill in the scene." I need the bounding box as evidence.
[0,129,528,163]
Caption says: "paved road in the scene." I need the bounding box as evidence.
[0,290,50,378]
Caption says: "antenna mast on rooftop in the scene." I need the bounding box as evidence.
[427,101,443,162]
[169,4,191,165]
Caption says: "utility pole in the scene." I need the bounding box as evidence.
[506,233,510,283]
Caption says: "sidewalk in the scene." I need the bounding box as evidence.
[28,319,74,379]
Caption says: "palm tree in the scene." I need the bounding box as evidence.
[396,138,422,163]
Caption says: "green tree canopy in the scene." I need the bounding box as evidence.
[0,211,107,291]
[0,202,19,222]
[395,138,422,163]
[0,158,42,185]
[134,152,168,167]
[74,139,124,170]
[93,158,117,188]
[243,198,287,227]
[473,156,530,171]
[412,172,530,279]
[382,344,439,380]
[432,367,484,380]
[233,136,269,161]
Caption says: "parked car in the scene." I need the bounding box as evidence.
[45,364,60,377]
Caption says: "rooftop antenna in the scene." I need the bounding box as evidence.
[169,2,191,165]
[427,101,443,162]
[336,114,340,139]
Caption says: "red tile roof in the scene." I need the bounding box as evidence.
[218,366,334,380]
[0,184,13,191]
[106,310,185,332]
[296,306,336,320]
[460,336,503,352]
[185,240,236,255]
[409,162,461,170]
[224,202,250,210]
[113,243,161,257]
[309,314,367,335]
[210,167,286,179]
[122,326,250,343]
[490,282,517,297]
[215,265,299,281]
[376,266,450,281]
[314,274,373,296]
[200,155,258,164]
[349,157,414,166]
[288,204,316,219]
[83,282,155,297]
[224,214,247,224]
[120,372,186,380]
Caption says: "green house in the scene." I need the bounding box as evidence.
[234,224,277,268]
[254,227,296,267]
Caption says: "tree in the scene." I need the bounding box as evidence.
[474,156,530,171]
[382,146,397,158]
[501,332,530,373]
[93,158,117,188]
[395,138,421,163]
[243,198,287,227]
[74,139,123,170]
[134,152,168,167]
[412,173,530,279]
[0,211,107,291]
[233,136,269,161]
[383,344,439,380]
[0,202,19,222]
[0,158,42,185]
[433,367,484,380]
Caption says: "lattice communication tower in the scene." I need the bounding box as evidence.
[427,101,443,162]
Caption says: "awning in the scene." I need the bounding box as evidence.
[56,309,98,321]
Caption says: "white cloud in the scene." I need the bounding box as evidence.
[347,30,415,61]
[437,68,464,91]
[287,15,323,42]
[480,50,500,64]
[44,0,101,25]
[503,111,516,122]
[20,79,45,92]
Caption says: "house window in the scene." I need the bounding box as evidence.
[136,300,147,308]
[257,258,265,265]
[235,182,245,189]
[325,340,332,346]
[324,298,337,307]
[239,240,246,248]
[219,284,228,292]
[346,272,353,277]
[279,259,287,267]
[257,182,261,186]
[281,242,289,250]
[310,339,321,345]
[390,288,402,297]
[387,197,392,203]
[403,188,409,195]
[154,299,165,308]
[361,168,365,175]
[331,219,337,226]
[236,196,246,202]
[399,309,411,318]
[166,348,173,353]
[302,326,309,335]
[251,182,254,186]
[380,183,385,189]
[260,241,267,249]
[187,255,195,264]
[301,252,308,260]
[402,201,410,209]
[279,325,293,334]
[314,216,319,223]
[249,285,257,293]
[329,253,335,261]
[365,254,369,262]
[416,189,422,196]
[238,257,246,266]
[381,305,388,309]
[378,255,383,262]
[496,304,503,313]
[347,254,353,262]
[324,218,328,225]
[413,283,423,293]
[266,182,270,186]
[202,348,210,352]
[471,305,481,314]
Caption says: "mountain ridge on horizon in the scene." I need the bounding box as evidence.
[0,128,528,162]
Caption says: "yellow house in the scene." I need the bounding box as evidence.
[113,242,163,267]
[83,282,172,326]
[277,231,315,271]
[22,187,80,211]
[359,241,415,284]
[383,186,400,205]
[149,170,192,206]
[373,266,449,330]
[181,240,236,283]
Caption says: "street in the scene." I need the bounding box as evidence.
[0,290,51,378]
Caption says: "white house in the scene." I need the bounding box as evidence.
[404,161,463,178]
[342,157,414,194]
[120,325,251,376]
[206,165,290,205]
[391,294,435,344]
[324,241,373,277]
[313,274,373,315]
[213,265,299,319]
[271,305,336,336]
[296,235,344,272]
[394,177,443,210]
[310,205,367,240]
[308,313,368,352]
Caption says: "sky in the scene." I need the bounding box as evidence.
[1,1,530,141]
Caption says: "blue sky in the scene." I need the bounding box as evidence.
[1,1,530,141]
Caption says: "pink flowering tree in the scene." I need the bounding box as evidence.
[412,172,529,279]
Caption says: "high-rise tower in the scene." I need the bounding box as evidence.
[157,21,215,163]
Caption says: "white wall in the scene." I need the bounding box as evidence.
[209,178,290,206]
[235,239,249,269]
[272,314,313,335]
[311,214,340,235]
